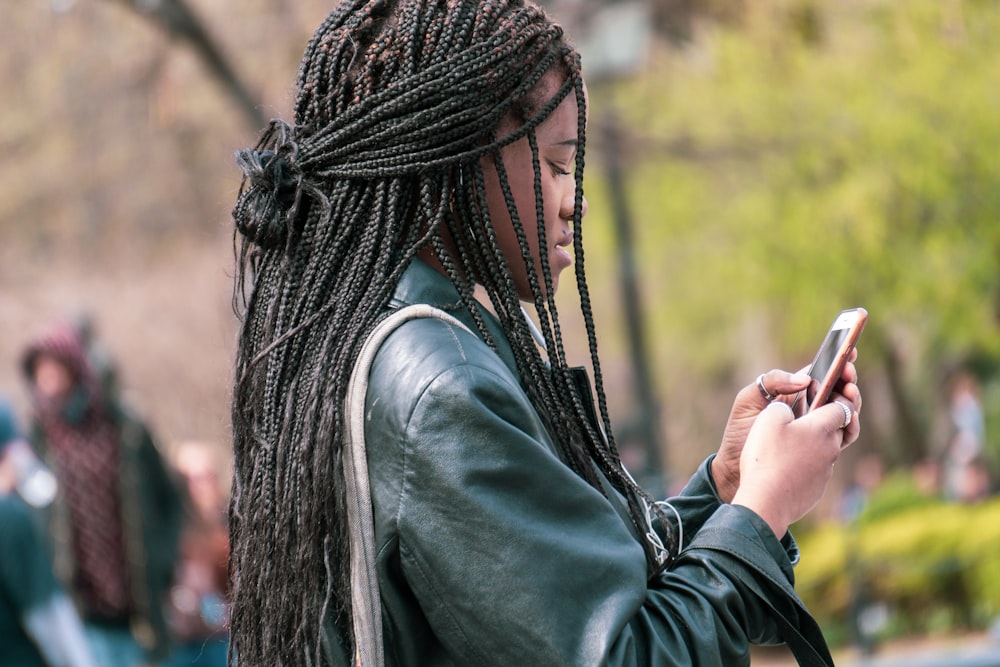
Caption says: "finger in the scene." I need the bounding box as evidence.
[840,360,858,386]
[756,369,812,403]
[816,399,853,435]
[830,388,862,446]
[827,360,859,403]
[789,390,807,418]
[843,411,860,447]
[835,383,862,412]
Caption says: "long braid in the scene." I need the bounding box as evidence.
[229,2,674,664]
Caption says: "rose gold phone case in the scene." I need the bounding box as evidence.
[807,307,867,412]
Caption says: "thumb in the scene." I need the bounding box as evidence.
[755,400,796,429]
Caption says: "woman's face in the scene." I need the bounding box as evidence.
[483,75,589,301]
[32,354,74,402]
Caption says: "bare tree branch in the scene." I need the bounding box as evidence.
[108,0,267,130]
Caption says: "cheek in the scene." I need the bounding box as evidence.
[480,150,563,300]
[542,182,564,236]
[484,157,542,248]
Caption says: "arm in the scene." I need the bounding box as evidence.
[132,419,186,576]
[654,362,854,552]
[657,456,798,563]
[670,361,860,570]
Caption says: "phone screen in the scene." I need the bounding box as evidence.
[804,308,867,412]
[809,327,850,385]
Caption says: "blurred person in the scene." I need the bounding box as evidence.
[943,370,986,501]
[21,322,185,667]
[839,451,885,522]
[227,1,863,665]
[165,441,229,667]
[0,396,97,667]
[73,311,120,406]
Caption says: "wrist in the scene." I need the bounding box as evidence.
[731,489,789,539]
[710,456,739,504]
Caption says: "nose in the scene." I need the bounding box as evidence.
[561,191,588,221]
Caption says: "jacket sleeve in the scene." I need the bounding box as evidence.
[660,457,801,565]
[130,418,185,579]
[372,351,811,666]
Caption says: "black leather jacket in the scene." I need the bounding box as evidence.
[330,259,824,666]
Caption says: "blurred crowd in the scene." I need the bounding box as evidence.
[838,368,996,525]
[1,318,229,667]
[831,370,997,655]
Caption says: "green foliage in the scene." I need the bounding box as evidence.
[596,0,1000,381]
[853,471,939,525]
[794,486,1000,645]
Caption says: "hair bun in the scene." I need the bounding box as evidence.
[232,121,303,250]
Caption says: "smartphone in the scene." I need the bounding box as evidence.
[802,307,867,413]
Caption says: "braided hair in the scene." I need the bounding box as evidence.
[229,1,675,664]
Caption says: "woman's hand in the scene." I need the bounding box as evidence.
[732,387,861,537]
[711,351,860,503]
[711,370,811,503]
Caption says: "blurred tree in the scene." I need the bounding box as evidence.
[0,0,315,448]
[106,0,266,129]
[545,0,749,46]
[600,0,1000,467]
[4,0,999,478]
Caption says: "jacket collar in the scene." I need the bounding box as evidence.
[390,258,520,376]
[389,258,465,311]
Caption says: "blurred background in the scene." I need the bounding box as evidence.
[2,0,999,662]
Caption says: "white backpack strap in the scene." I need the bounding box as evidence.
[343,304,471,667]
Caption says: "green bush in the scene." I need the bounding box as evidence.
[794,480,1000,644]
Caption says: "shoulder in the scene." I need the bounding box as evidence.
[364,313,549,454]
[369,314,521,406]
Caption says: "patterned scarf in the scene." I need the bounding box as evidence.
[45,407,131,620]
[25,325,131,621]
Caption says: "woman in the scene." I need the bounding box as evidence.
[21,325,184,667]
[228,1,862,665]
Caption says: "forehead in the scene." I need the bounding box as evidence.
[533,76,587,143]
[495,72,588,143]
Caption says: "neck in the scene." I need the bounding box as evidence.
[416,245,450,280]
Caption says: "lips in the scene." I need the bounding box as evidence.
[553,246,573,269]
[553,230,574,270]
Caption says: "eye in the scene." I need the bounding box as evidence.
[547,161,572,177]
